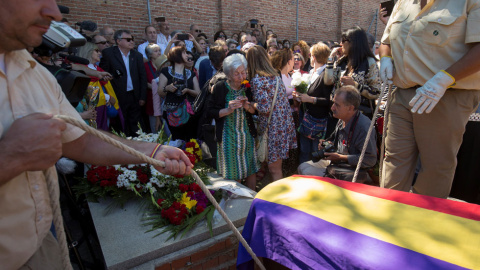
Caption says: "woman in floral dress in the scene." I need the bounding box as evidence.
[207,54,259,190]
[246,45,297,181]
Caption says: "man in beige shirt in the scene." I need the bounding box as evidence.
[379,0,480,198]
[0,1,193,269]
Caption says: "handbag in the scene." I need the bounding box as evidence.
[257,77,280,163]
[166,100,192,127]
[298,110,327,139]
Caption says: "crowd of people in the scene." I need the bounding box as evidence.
[53,15,387,190]
[48,3,479,198]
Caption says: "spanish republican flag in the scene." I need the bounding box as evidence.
[237,176,480,269]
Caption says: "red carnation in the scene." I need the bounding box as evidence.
[179,184,189,192]
[190,183,202,193]
[245,82,251,88]
[196,205,205,214]
[157,198,165,206]
[186,142,195,148]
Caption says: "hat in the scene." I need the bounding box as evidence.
[154,55,169,70]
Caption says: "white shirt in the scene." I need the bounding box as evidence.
[157,33,171,47]
[184,40,194,52]
[120,50,134,91]
[137,41,149,60]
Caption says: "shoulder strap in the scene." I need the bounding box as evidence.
[266,77,280,127]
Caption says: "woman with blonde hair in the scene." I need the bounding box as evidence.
[292,40,311,72]
[246,45,297,181]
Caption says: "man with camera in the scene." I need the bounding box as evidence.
[0,1,192,269]
[298,86,377,182]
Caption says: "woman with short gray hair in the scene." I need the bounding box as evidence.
[206,54,259,189]
[144,43,162,132]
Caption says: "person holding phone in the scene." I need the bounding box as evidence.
[379,0,480,198]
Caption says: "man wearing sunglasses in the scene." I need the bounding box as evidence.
[100,30,148,137]
[185,24,205,53]
[93,34,110,52]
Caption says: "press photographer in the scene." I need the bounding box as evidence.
[298,86,377,183]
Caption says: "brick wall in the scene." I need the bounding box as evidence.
[154,235,239,270]
[57,0,385,46]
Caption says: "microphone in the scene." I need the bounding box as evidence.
[59,53,90,65]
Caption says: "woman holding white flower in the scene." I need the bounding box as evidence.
[294,42,334,163]
[206,54,259,189]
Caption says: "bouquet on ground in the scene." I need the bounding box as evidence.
[291,71,310,94]
[74,128,220,239]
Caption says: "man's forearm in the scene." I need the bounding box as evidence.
[445,42,480,82]
[62,132,157,166]
[379,43,392,58]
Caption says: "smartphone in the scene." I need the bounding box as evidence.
[177,33,189,40]
[381,0,395,17]
[155,16,166,22]
[250,19,258,29]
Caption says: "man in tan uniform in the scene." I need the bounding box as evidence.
[0,1,193,269]
[379,0,480,198]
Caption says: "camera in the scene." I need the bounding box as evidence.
[250,19,258,28]
[174,83,186,96]
[177,34,189,41]
[311,141,336,163]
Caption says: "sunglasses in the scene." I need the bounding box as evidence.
[195,29,202,33]
[219,35,226,38]
[120,37,135,42]
[293,58,300,61]
[95,41,107,45]
[94,49,100,53]
[341,38,349,43]
[187,57,193,61]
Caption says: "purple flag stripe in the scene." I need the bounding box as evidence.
[237,199,467,270]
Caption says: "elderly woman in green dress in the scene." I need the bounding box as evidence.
[207,54,259,190]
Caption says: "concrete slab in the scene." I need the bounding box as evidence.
[88,173,253,269]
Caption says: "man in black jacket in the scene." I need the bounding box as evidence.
[100,29,147,136]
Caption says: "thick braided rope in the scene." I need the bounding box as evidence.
[379,84,393,186]
[46,170,73,270]
[54,115,266,270]
[352,83,388,183]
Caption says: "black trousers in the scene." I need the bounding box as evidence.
[120,91,145,137]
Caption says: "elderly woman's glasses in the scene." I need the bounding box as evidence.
[293,58,300,61]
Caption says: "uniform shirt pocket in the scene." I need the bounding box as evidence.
[422,13,463,47]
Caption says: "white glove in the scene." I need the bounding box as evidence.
[380,56,394,84]
[409,71,455,114]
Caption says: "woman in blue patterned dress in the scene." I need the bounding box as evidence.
[246,45,297,181]
[207,54,259,189]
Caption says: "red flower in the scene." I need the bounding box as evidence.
[173,174,184,178]
[196,205,205,214]
[190,183,202,193]
[179,184,189,192]
[245,82,251,88]
[186,142,195,148]
[99,180,110,187]
[187,191,194,198]
[157,198,165,206]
